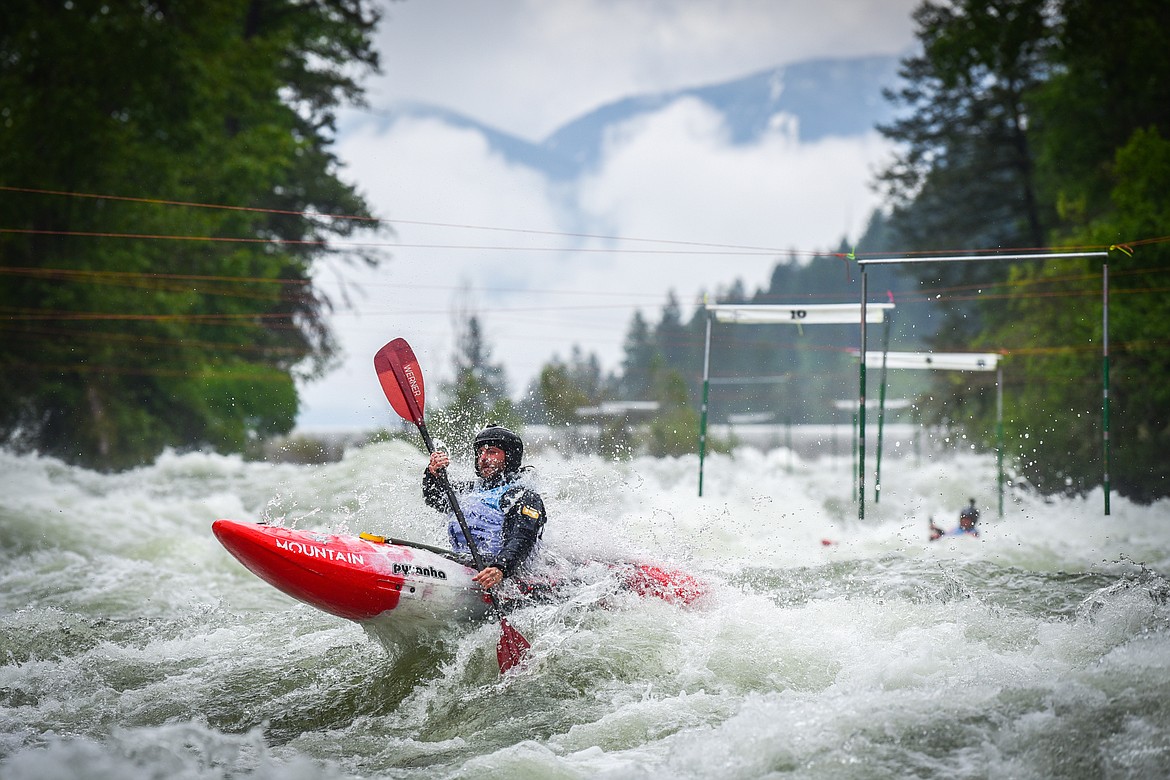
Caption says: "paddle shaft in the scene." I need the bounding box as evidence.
[364,531,461,561]
[388,537,459,560]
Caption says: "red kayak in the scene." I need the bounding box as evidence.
[213,519,706,632]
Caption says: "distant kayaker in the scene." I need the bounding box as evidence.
[929,498,980,541]
[423,424,547,589]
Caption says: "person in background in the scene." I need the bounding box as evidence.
[929,498,981,541]
[423,424,546,588]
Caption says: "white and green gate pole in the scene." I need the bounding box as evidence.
[698,314,712,497]
[874,310,892,504]
[997,364,1005,518]
[1103,255,1111,515]
[858,271,869,519]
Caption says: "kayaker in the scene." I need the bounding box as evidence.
[423,424,547,589]
[929,498,980,541]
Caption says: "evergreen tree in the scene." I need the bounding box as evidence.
[438,314,514,436]
[876,0,1056,345]
[0,0,381,469]
[655,290,692,372]
[619,310,659,400]
[878,0,1053,250]
[566,344,608,401]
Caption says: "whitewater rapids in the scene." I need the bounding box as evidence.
[2,438,1169,779]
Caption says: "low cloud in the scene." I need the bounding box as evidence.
[299,100,895,429]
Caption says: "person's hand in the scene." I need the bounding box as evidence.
[473,566,503,588]
[428,451,449,475]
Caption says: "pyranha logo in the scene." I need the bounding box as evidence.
[392,562,448,580]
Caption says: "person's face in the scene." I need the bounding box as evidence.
[477,445,506,478]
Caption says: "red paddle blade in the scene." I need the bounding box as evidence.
[497,618,531,673]
[374,338,426,424]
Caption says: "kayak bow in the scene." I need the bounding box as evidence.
[212,519,489,625]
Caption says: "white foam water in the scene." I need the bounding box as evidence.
[2,439,1168,779]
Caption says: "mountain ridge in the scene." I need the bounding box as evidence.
[353,52,903,181]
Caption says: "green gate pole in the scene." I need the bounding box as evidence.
[997,364,1004,518]
[874,312,892,504]
[858,271,868,520]
[1103,257,1111,515]
[698,314,712,497]
[913,407,921,467]
[786,417,793,473]
[852,411,858,503]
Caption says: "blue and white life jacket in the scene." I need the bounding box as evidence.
[448,482,512,557]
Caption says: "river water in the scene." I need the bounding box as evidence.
[2,439,1169,779]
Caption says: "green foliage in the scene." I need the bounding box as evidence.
[535,361,595,426]
[1031,0,1170,230]
[646,369,700,457]
[995,128,1170,503]
[520,344,607,429]
[0,0,382,470]
[868,0,1170,501]
[877,0,1053,251]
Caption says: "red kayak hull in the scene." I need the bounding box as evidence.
[212,519,708,629]
[212,519,487,624]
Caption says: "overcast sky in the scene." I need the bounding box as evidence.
[297,0,922,431]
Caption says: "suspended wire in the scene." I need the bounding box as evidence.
[0,185,808,254]
[4,185,1169,377]
[0,266,310,286]
[2,361,289,381]
[0,323,313,355]
[2,261,1165,311]
[7,183,1168,257]
[0,227,787,255]
[0,185,380,224]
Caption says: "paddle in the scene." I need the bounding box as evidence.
[374,337,531,673]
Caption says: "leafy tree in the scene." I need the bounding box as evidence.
[1015,0,1170,501]
[565,344,609,401]
[527,345,606,426]
[1031,0,1170,231]
[981,129,1170,502]
[533,362,590,426]
[646,368,700,457]
[1098,132,1170,503]
[878,0,1170,501]
[0,0,382,469]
